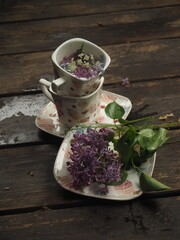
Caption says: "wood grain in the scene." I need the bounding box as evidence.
[0,131,179,211]
[0,76,179,146]
[0,38,180,95]
[0,1,179,239]
[106,78,180,120]
[0,0,180,23]
[0,6,180,55]
[0,197,179,240]
[0,143,81,212]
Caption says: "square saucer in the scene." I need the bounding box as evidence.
[35,90,132,138]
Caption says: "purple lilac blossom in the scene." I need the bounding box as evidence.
[74,67,92,79]
[60,48,104,79]
[67,128,122,193]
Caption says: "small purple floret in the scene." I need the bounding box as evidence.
[121,77,130,86]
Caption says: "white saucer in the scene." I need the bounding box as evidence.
[35,90,132,138]
[53,126,156,201]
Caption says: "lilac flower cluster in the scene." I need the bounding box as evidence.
[60,47,104,79]
[67,128,122,193]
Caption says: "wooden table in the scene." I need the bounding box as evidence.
[0,1,180,239]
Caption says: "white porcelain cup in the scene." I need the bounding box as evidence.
[42,38,110,97]
[39,77,104,132]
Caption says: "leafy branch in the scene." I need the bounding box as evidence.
[104,101,174,192]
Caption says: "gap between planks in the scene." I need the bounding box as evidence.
[0,192,179,217]
[0,75,180,99]
[0,1,180,24]
[0,5,180,55]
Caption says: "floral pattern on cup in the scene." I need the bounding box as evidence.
[40,77,104,133]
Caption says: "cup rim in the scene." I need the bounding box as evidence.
[51,38,111,81]
[50,76,104,100]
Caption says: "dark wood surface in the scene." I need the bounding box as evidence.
[0,197,179,240]
[0,1,180,239]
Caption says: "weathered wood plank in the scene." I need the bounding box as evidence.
[107,78,180,121]
[0,0,180,23]
[0,94,49,145]
[0,76,179,146]
[0,197,179,240]
[0,38,180,95]
[0,6,180,55]
[0,143,82,212]
[0,131,179,211]
[153,139,180,188]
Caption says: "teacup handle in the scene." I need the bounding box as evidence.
[39,78,54,102]
[52,78,66,94]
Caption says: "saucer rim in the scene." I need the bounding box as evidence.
[53,127,156,201]
[35,90,132,138]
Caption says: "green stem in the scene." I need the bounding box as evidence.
[122,116,154,125]
[79,43,84,52]
[131,157,143,173]
[137,122,180,129]
[76,119,179,132]
[114,120,121,138]
[78,123,114,128]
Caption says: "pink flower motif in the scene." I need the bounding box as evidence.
[49,113,58,117]
[96,116,105,122]
[100,105,106,109]
[114,180,132,190]
[39,118,54,131]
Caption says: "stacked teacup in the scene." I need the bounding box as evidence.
[39,38,111,134]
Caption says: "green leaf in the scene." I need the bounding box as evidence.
[105,101,125,119]
[113,129,139,169]
[138,128,168,151]
[106,131,115,142]
[108,170,128,186]
[139,148,156,162]
[114,138,132,168]
[131,149,141,166]
[147,128,168,151]
[138,128,155,149]
[120,142,132,168]
[140,172,170,192]
[138,128,155,137]
[125,126,137,145]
